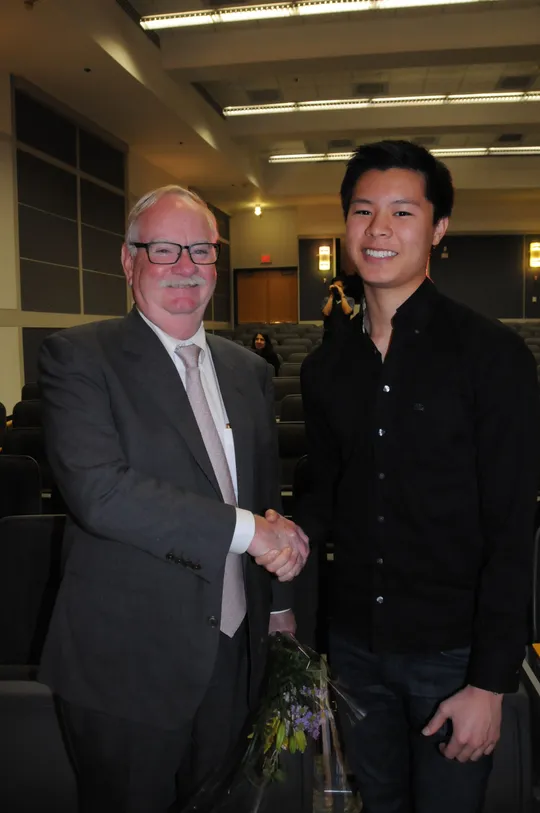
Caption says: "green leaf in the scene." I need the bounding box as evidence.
[276,721,286,751]
[289,735,297,754]
[295,729,307,752]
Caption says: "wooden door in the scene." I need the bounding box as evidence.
[267,270,298,323]
[236,269,298,323]
[237,271,268,323]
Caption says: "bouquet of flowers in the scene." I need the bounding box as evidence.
[180,633,365,813]
[242,633,366,812]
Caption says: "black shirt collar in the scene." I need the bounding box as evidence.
[359,277,439,336]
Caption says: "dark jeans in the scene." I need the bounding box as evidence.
[329,629,493,813]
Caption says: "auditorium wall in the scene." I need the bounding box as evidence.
[230,201,540,323]
[0,77,232,412]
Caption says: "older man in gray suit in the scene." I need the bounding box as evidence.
[38,186,309,813]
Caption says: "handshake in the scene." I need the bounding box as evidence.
[248,510,309,582]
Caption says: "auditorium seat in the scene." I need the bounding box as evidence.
[12,399,42,428]
[279,362,302,378]
[2,427,52,489]
[275,346,308,362]
[21,382,40,401]
[0,455,42,519]
[280,394,304,422]
[287,352,308,363]
[277,422,307,490]
[0,401,6,448]
[0,681,77,812]
[0,514,66,667]
[272,378,302,416]
[279,338,312,351]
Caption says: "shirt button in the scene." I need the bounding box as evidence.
[377,515,385,523]
[378,472,386,480]
[383,385,390,393]
[378,428,386,437]
[376,558,384,565]
[414,329,420,335]
[376,596,384,604]
[207,616,218,628]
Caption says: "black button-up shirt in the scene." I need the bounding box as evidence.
[299,279,540,693]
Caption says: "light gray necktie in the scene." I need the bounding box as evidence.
[175,343,246,637]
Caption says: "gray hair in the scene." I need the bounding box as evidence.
[125,185,218,254]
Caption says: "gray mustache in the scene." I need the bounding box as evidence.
[159,276,207,289]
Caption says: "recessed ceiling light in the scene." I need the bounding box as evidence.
[224,90,540,117]
[141,0,503,30]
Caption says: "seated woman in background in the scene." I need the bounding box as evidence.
[251,332,281,376]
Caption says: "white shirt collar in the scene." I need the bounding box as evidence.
[137,309,207,362]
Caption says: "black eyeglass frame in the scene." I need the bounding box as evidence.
[130,241,221,265]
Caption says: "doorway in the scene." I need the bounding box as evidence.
[235,268,298,324]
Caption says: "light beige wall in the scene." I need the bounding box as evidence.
[230,207,298,268]
[128,151,189,205]
[0,72,22,412]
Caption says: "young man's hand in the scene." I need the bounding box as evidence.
[422,684,502,762]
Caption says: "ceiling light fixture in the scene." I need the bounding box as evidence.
[268,146,540,163]
[140,0,502,30]
[224,90,540,117]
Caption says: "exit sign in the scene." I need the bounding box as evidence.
[261,254,271,264]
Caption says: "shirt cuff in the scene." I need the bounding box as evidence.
[229,508,256,554]
[270,609,292,614]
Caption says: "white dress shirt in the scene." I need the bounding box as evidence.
[138,311,255,554]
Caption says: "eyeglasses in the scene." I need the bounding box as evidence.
[130,241,220,265]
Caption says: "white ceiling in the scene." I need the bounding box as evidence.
[3,0,540,212]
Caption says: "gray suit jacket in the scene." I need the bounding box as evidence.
[38,309,290,729]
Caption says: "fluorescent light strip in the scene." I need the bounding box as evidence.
[269,146,540,163]
[225,90,540,117]
[140,0,501,30]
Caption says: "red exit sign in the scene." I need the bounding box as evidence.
[261,254,272,264]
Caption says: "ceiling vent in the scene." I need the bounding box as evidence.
[496,133,523,143]
[247,88,283,104]
[328,138,354,150]
[412,136,438,146]
[354,82,388,97]
[496,75,535,91]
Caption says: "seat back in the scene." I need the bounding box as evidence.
[0,401,6,449]
[21,382,40,401]
[0,455,42,519]
[279,362,302,378]
[0,514,66,665]
[278,422,307,489]
[12,399,42,428]
[280,394,304,422]
[272,377,302,416]
[2,427,52,488]
[287,352,308,364]
[0,681,77,812]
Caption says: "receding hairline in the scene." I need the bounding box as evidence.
[125,185,218,246]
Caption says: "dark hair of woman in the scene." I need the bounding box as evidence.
[251,333,281,377]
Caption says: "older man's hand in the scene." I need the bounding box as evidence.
[247,511,309,581]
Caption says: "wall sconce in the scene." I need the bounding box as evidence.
[530,241,540,269]
[254,204,262,217]
[318,245,331,273]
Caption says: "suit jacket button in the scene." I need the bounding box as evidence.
[208,616,218,628]
[192,563,201,570]
[165,553,174,561]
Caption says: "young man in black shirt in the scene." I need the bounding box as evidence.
[299,140,540,813]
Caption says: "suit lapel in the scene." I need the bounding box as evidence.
[207,335,254,509]
[119,309,221,498]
